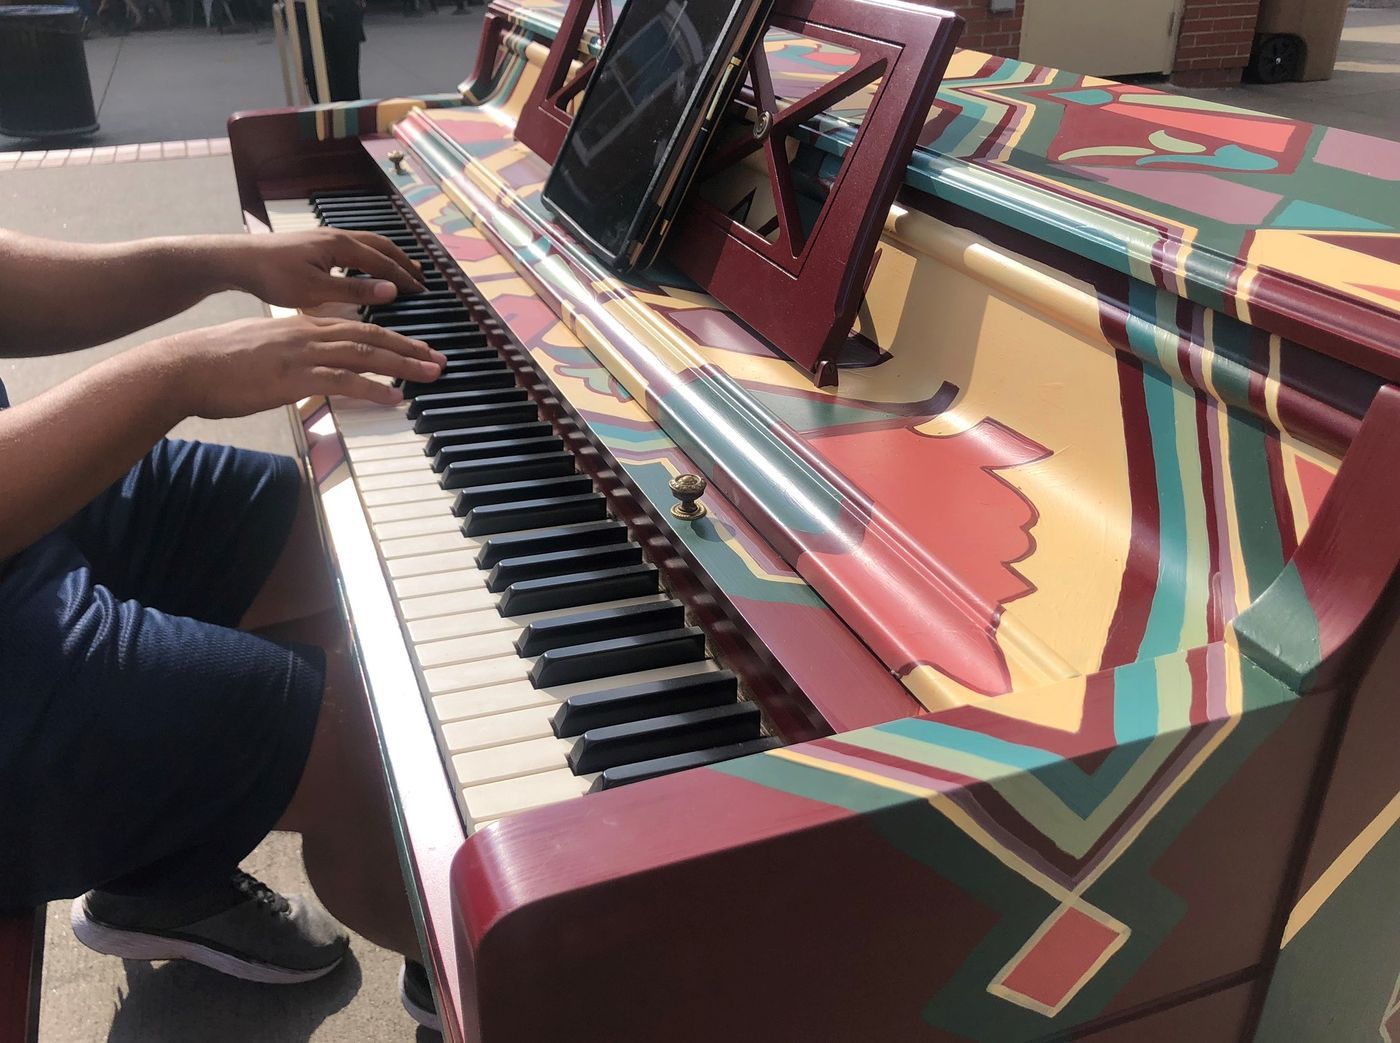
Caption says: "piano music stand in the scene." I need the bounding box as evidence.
[514,0,962,386]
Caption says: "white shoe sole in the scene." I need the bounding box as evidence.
[70,899,343,985]
[399,964,444,1033]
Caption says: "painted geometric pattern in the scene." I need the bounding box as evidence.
[715,640,1303,1035]
[491,0,1400,367]
[407,85,1344,712]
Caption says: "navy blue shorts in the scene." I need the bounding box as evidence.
[0,439,326,907]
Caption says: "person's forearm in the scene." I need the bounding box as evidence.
[0,345,188,558]
[0,231,242,356]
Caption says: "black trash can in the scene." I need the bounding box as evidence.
[0,5,99,139]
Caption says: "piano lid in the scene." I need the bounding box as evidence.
[479,0,1400,382]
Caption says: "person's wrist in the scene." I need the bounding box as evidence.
[133,334,203,424]
[186,234,252,296]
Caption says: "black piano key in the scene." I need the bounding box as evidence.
[530,627,706,689]
[487,542,641,593]
[590,736,782,791]
[442,451,575,491]
[401,369,514,400]
[364,291,461,312]
[375,308,475,328]
[568,701,761,774]
[423,420,552,457]
[453,474,593,515]
[388,322,486,341]
[414,401,538,434]
[494,561,656,614]
[433,435,562,473]
[314,207,399,220]
[324,218,405,232]
[519,600,686,658]
[406,386,525,421]
[552,669,737,737]
[421,360,512,381]
[475,519,628,569]
[434,344,497,361]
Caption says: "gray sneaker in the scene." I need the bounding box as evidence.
[71,870,349,984]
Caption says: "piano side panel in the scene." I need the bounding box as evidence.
[453,642,1333,1041]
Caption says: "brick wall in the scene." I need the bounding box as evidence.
[1171,0,1262,85]
[934,0,1262,85]
[944,0,1025,59]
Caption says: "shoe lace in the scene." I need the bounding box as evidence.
[231,870,291,917]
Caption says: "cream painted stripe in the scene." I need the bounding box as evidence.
[1263,334,1287,435]
[1214,405,1254,618]
[1283,789,1400,947]
[1235,266,1259,326]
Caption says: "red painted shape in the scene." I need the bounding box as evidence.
[1293,454,1334,526]
[998,905,1123,1011]
[450,767,1002,1042]
[806,417,1047,694]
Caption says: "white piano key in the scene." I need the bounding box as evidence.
[374,514,464,540]
[393,567,492,600]
[441,703,559,753]
[404,593,669,645]
[387,548,480,579]
[368,494,456,523]
[379,530,478,559]
[452,735,576,787]
[349,441,432,464]
[354,454,436,476]
[342,427,424,450]
[432,661,721,723]
[425,651,530,695]
[459,768,595,824]
[363,484,456,508]
[416,627,519,669]
[357,469,444,492]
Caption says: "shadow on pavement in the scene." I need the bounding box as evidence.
[107,949,363,1042]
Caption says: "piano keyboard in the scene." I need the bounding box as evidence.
[267,193,780,830]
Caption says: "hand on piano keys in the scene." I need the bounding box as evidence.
[205,226,428,309]
[151,314,447,420]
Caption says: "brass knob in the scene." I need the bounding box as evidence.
[669,473,708,520]
[387,149,407,175]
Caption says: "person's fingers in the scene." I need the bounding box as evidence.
[336,232,425,294]
[304,366,404,405]
[345,229,423,280]
[307,272,399,306]
[308,321,445,367]
[314,341,442,382]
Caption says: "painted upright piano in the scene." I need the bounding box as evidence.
[228,1,1400,1038]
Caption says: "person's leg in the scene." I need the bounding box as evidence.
[262,611,419,958]
[60,439,420,960]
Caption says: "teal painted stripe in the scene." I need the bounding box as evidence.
[1137,366,1192,661]
[1225,406,1286,606]
[711,754,914,816]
